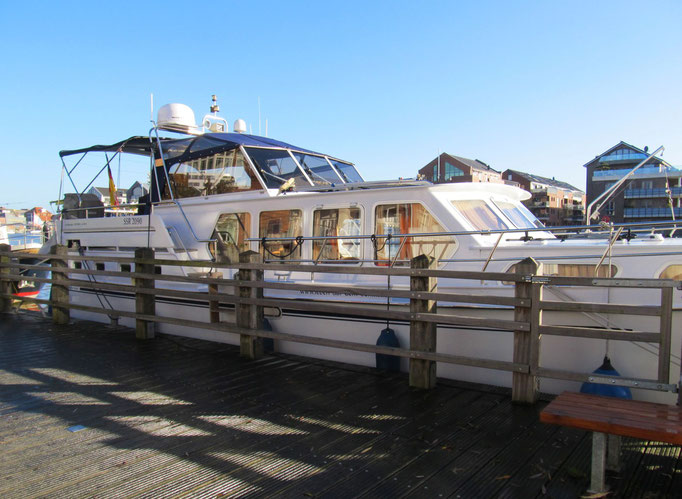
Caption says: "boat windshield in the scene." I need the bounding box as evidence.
[245,147,310,189]
[292,153,342,185]
[492,198,544,229]
[330,160,363,183]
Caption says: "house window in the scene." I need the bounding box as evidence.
[259,210,303,261]
[444,162,464,181]
[312,208,362,262]
[374,203,455,265]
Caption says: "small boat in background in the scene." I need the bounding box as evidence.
[1,224,49,298]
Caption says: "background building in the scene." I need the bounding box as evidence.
[584,141,681,224]
[87,182,149,206]
[503,170,585,226]
[418,153,502,184]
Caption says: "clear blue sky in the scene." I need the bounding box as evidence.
[1,1,680,211]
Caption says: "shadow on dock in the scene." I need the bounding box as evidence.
[1,312,680,498]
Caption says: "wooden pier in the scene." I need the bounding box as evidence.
[1,312,681,498]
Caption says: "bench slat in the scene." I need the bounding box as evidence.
[540,392,682,445]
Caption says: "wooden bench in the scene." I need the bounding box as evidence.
[540,391,682,494]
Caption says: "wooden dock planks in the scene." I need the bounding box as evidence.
[1,312,681,498]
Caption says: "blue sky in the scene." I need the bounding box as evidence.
[1,1,680,210]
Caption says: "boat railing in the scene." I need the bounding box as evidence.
[247,219,682,266]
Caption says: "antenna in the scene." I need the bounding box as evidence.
[210,94,219,114]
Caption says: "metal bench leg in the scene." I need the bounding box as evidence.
[589,432,608,494]
[607,434,621,472]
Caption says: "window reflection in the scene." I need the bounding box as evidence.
[313,208,362,262]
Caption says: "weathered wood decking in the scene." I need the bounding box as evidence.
[1,312,680,498]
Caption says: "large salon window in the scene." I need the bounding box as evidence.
[210,212,250,261]
[374,203,454,265]
[259,209,303,261]
[163,149,259,199]
[313,208,362,262]
[451,199,509,232]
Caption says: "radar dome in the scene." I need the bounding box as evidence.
[157,103,197,132]
[233,119,247,134]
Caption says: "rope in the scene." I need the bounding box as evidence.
[370,233,391,254]
[261,236,304,259]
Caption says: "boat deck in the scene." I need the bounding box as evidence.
[1,312,680,498]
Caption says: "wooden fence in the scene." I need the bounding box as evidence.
[1,243,680,404]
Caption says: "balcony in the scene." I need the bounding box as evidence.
[598,151,647,165]
[623,207,682,218]
[593,165,680,181]
[624,187,682,199]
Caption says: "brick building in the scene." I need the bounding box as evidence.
[503,170,584,226]
[418,153,502,184]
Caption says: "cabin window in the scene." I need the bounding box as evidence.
[259,210,303,261]
[504,262,617,283]
[210,213,251,262]
[492,199,544,229]
[451,199,509,232]
[246,148,310,189]
[313,208,362,262]
[374,203,454,266]
[163,149,259,199]
[659,265,682,280]
[293,154,342,185]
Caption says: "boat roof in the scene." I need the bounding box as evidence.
[59,136,161,158]
[59,132,345,167]
[158,132,325,167]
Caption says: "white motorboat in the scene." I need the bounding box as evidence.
[48,98,682,402]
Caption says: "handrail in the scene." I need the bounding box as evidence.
[247,219,682,244]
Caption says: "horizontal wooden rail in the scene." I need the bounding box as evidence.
[540,300,662,316]
[1,247,678,402]
[538,325,661,342]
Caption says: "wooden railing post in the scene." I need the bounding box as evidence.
[208,253,228,324]
[237,250,263,359]
[409,254,437,389]
[50,244,70,325]
[135,247,155,339]
[512,257,541,404]
[0,244,12,313]
[658,287,672,388]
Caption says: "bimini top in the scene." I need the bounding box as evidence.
[59,132,325,166]
[59,136,162,158]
